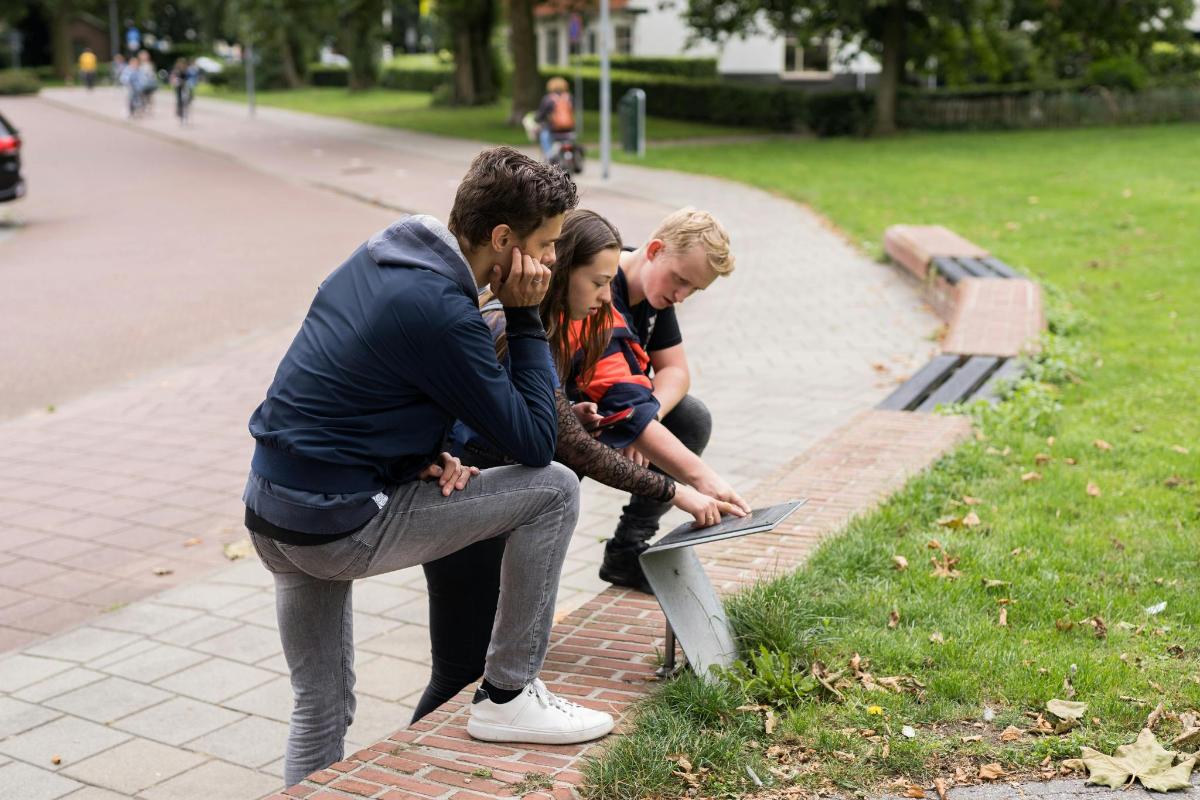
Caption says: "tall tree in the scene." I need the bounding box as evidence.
[339,0,384,89]
[440,0,499,104]
[507,0,541,122]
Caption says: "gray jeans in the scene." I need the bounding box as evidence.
[249,462,580,786]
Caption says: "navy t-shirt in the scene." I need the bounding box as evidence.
[611,265,683,353]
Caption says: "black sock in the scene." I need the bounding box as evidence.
[480,679,523,705]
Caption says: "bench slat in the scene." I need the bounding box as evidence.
[930,256,968,285]
[956,257,993,278]
[974,357,1025,404]
[980,256,1021,279]
[916,355,1000,412]
[877,354,963,411]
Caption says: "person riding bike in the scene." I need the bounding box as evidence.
[534,77,576,162]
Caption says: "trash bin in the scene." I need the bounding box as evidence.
[618,88,646,157]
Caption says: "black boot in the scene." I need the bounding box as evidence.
[599,538,655,594]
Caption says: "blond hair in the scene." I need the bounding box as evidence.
[650,207,734,276]
[546,76,569,93]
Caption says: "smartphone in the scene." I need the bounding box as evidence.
[594,407,635,429]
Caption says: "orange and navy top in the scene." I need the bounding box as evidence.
[565,305,660,449]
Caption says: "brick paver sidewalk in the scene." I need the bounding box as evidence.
[0,88,938,799]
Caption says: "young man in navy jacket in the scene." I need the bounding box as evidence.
[244,147,612,787]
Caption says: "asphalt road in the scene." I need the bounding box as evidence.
[0,96,396,420]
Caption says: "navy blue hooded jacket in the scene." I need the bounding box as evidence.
[244,215,558,536]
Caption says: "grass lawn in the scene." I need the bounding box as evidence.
[584,125,1200,798]
[200,86,773,145]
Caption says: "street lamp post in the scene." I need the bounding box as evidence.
[245,42,256,117]
[108,0,119,63]
[599,0,611,179]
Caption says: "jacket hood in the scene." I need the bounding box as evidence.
[367,215,478,301]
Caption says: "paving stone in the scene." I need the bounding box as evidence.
[357,624,431,661]
[186,715,289,768]
[91,602,204,636]
[150,614,241,647]
[0,714,130,767]
[348,611,401,645]
[87,638,159,670]
[13,668,107,703]
[348,695,411,745]
[352,654,431,702]
[114,697,244,746]
[0,654,74,692]
[24,627,142,663]
[0,695,61,738]
[210,559,275,588]
[45,676,174,724]
[101,643,210,683]
[220,675,293,723]
[151,583,260,613]
[0,761,82,800]
[154,657,276,703]
[191,623,281,664]
[60,738,207,795]
[61,787,130,800]
[138,759,281,800]
[209,591,274,620]
[351,579,419,615]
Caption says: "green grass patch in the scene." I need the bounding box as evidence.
[199,85,771,145]
[582,124,1200,797]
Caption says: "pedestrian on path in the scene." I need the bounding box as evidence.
[169,58,197,124]
[587,207,740,592]
[243,146,614,787]
[78,48,97,90]
[412,208,748,720]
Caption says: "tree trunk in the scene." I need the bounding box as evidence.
[341,0,382,91]
[874,0,905,135]
[449,0,498,106]
[276,24,303,89]
[52,0,75,80]
[507,0,541,123]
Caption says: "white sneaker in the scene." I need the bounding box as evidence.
[467,679,615,744]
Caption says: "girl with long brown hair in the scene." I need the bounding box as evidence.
[414,209,745,722]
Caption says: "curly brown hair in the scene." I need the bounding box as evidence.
[540,209,622,384]
[448,146,579,249]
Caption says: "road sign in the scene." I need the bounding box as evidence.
[568,13,582,44]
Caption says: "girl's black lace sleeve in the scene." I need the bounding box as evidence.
[554,391,675,503]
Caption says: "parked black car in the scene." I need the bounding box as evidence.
[0,111,25,203]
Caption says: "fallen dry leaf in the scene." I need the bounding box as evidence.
[1000,725,1023,742]
[927,539,943,550]
[1171,445,1189,454]
[962,511,981,527]
[930,632,945,645]
[224,540,254,561]
[1146,701,1165,731]
[1034,453,1052,465]
[1046,435,1055,446]
[183,537,202,547]
[50,755,61,766]
[152,566,173,576]
[1080,728,1196,791]
[893,555,909,571]
[1094,439,1113,451]
[999,608,1008,627]
[982,579,1010,589]
[765,709,777,735]
[904,786,926,798]
[963,495,982,506]
[934,777,948,800]
[978,763,1005,781]
[1086,482,1102,497]
[1022,471,1042,482]
[1064,457,1078,465]
[962,735,983,743]
[930,553,962,580]
[888,609,901,629]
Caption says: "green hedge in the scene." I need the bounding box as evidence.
[568,55,717,79]
[309,64,350,87]
[306,61,451,92]
[539,67,807,130]
[806,91,874,137]
[0,69,41,95]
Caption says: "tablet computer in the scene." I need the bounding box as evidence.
[643,499,806,554]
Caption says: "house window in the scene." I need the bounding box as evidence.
[544,27,560,64]
[783,34,831,74]
[614,25,632,55]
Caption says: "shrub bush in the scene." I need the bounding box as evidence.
[1086,56,1149,92]
[540,67,807,130]
[569,55,718,79]
[0,69,41,95]
[806,90,875,136]
[309,63,349,87]
[379,62,451,92]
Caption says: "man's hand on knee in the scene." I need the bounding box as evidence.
[420,452,481,496]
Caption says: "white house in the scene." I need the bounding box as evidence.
[533,0,880,87]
